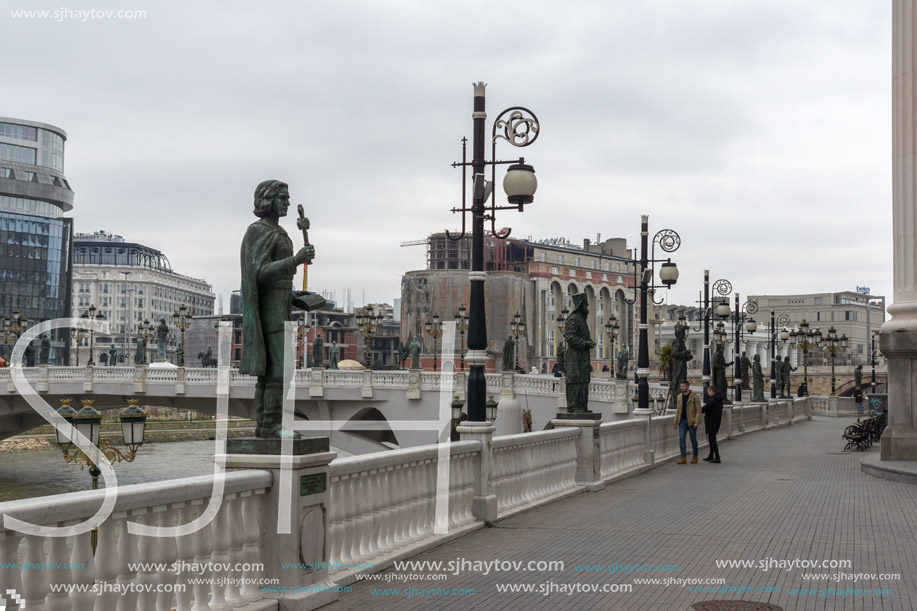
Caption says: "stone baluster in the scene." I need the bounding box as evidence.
[155,509,178,611]
[114,515,139,611]
[0,532,23,611]
[379,465,394,551]
[240,495,263,602]
[172,506,196,611]
[327,477,343,565]
[21,535,48,611]
[133,514,158,611]
[190,506,211,611]
[44,535,70,611]
[69,528,95,611]
[367,469,382,556]
[208,503,231,610]
[353,474,371,560]
[343,475,359,564]
[390,466,407,547]
[224,496,245,606]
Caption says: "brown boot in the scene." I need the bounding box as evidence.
[690,456,698,464]
[677,457,687,465]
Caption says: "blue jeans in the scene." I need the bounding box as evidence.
[679,419,698,458]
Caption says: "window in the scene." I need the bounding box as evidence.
[603,262,610,271]
[540,252,546,262]
[814,297,823,305]
[551,266,559,275]
[585,271,592,279]
[845,311,857,321]
[557,255,564,265]
[0,142,37,165]
[602,274,608,281]
[0,168,10,178]
[0,123,38,141]
[574,257,580,267]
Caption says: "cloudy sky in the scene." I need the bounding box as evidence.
[3,0,893,312]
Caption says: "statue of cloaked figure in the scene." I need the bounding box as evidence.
[329,341,339,370]
[135,335,146,365]
[740,351,752,390]
[669,324,693,402]
[240,179,326,438]
[409,336,422,369]
[156,319,169,361]
[108,344,118,366]
[615,345,629,380]
[712,342,733,404]
[751,354,765,402]
[564,294,596,413]
[854,364,863,389]
[502,335,515,372]
[24,343,35,367]
[312,336,324,368]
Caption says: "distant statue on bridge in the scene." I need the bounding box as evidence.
[329,341,339,370]
[396,343,407,369]
[564,294,596,413]
[312,336,324,367]
[855,364,863,388]
[780,356,797,397]
[24,342,35,367]
[409,336,421,369]
[615,345,629,380]
[669,324,693,403]
[752,354,765,402]
[199,347,217,368]
[108,344,118,366]
[135,335,146,365]
[556,342,566,374]
[502,335,515,371]
[712,342,733,404]
[156,319,169,361]
[239,179,326,438]
[740,351,752,390]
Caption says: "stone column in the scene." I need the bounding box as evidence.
[613,379,631,414]
[495,371,522,436]
[458,422,498,521]
[551,415,604,491]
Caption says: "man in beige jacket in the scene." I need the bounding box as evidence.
[673,379,702,464]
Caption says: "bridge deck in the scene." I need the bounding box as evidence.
[322,416,917,610]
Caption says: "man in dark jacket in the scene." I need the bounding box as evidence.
[702,384,724,463]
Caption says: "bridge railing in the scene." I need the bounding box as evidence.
[491,429,579,516]
[0,470,273,611]
[599,419,646,480]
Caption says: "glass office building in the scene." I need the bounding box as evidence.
[0,118,74,364]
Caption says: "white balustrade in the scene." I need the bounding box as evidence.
[184,368,218,384]
[491,428,579,515]
[599,419,646,479]
[326,440,480,570]
[324,371,364,387]
[49,367,89,381]
[0,471,271,611]
[649,415,681,461]
[146,368,179,383]
[92,367,134,382]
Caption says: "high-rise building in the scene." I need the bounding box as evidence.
[71,231,215,365]
[0,117,75,363]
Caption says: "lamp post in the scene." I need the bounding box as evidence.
[604,314,620,376]
[455,304,468,371]
[56,397,147,553]
[120,270,132,365]
[425,313,443,372]
[357,304,384,369]
[622,216,681,412]
[790,319,821,396]
[172,304,191,367]
[445,82,539,422]
[1,310,29,362]
[70,324,87,367]
[81,305,104,367]
[510,311,525,371]
[822,326,848,396]
[555,306,568,373]
[731,293,759,403]
[768,312,791,399]
[871,330,879,393]
[136,319,153,366]
[692,275,732,395]
[297,314,310,369]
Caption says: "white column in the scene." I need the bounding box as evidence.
[882,0,917,460]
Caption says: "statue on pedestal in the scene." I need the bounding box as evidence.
[670,324,693,402]
[135,336,146,365]
[752,354,765,402]
[712,343,733,403]
[156,319,169,361]
[781,356,797,397]
[24,343,35,367]
[108,344,117,366]
[329,341,339,370]
[409,336,421,369]
[855,364,863,388]
[616,345,629,380]
[312,336,323,368]
[740,351,752,390]
[564,294,596,413]
[240,179,326,438]
[502,335,515,372]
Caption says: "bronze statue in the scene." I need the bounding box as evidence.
[712,342,733,404]
[108,344,118,366]
[855,364,863,388]
[156,319,169,361]
[329,341,339,370]
[616,345,629,380]
[312,336,324,367]
[502,335,515,371]
[740,351,752,390]
[24,342,35,367]
[135,335,146,365]
[669,324,693,402]
[198,347,217,368]
[751,354,765,402]
[240,180,325,438]
[564,294,596,413]
[780,356,797,397]
[409,336,421,369]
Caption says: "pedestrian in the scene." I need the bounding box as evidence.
[702,384,724,464]
[673,379,702,464]
[853,385,864,415]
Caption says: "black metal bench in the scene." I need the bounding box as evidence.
[842,411,887,451]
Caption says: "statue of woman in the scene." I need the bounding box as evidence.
[751,354,765,402]
[564,294,596,413]
[156,319,169,361]
[712,342,733,403]
[312,336,324,368]
[502,335,515,371]
[409,336,421,369]
[669,325,693,397]
[329,341,339,369]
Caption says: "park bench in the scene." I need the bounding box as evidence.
[842,411,887,451]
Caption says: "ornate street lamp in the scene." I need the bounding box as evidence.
[357,304,384,368]
[823,326,848,396]
[510,312,525,371]
[622,216,681,412]
[455,304,468,371]
[790,319,821,396]
[297,314,310,369]
[425,313,443,372]
[81,305,104,367]
[445,82,539,422]
[604,314,620,375]
[172,304,192,367]
[555,306,568,373]
[768,312,790,399]
[731,294,758,403]
[1,310,29,363]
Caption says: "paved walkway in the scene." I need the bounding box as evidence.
[323,416,917,611]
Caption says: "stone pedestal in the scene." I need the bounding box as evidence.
[495,372,521,436]
[613,379,630,414]
[555,379,567,410]
[361,370,373,399]
[83,365,93,393]
[406,368,421,400]
[309,367,324,398]
[880,333,917,460]
[132,365,146,393]
[723,406,734,439]
[457,422,498,522]
[37,365,49,392]
[632,408,656,464]
[551,414,604,491]
[219,437,338,611]
[175,367,185,395]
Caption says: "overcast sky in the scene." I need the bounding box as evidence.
[2,0,893,313]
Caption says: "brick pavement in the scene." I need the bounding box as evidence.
[320,416,917,611]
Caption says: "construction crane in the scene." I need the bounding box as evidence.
[400,239,428,247]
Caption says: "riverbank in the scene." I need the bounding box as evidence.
[0,420,256,454]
